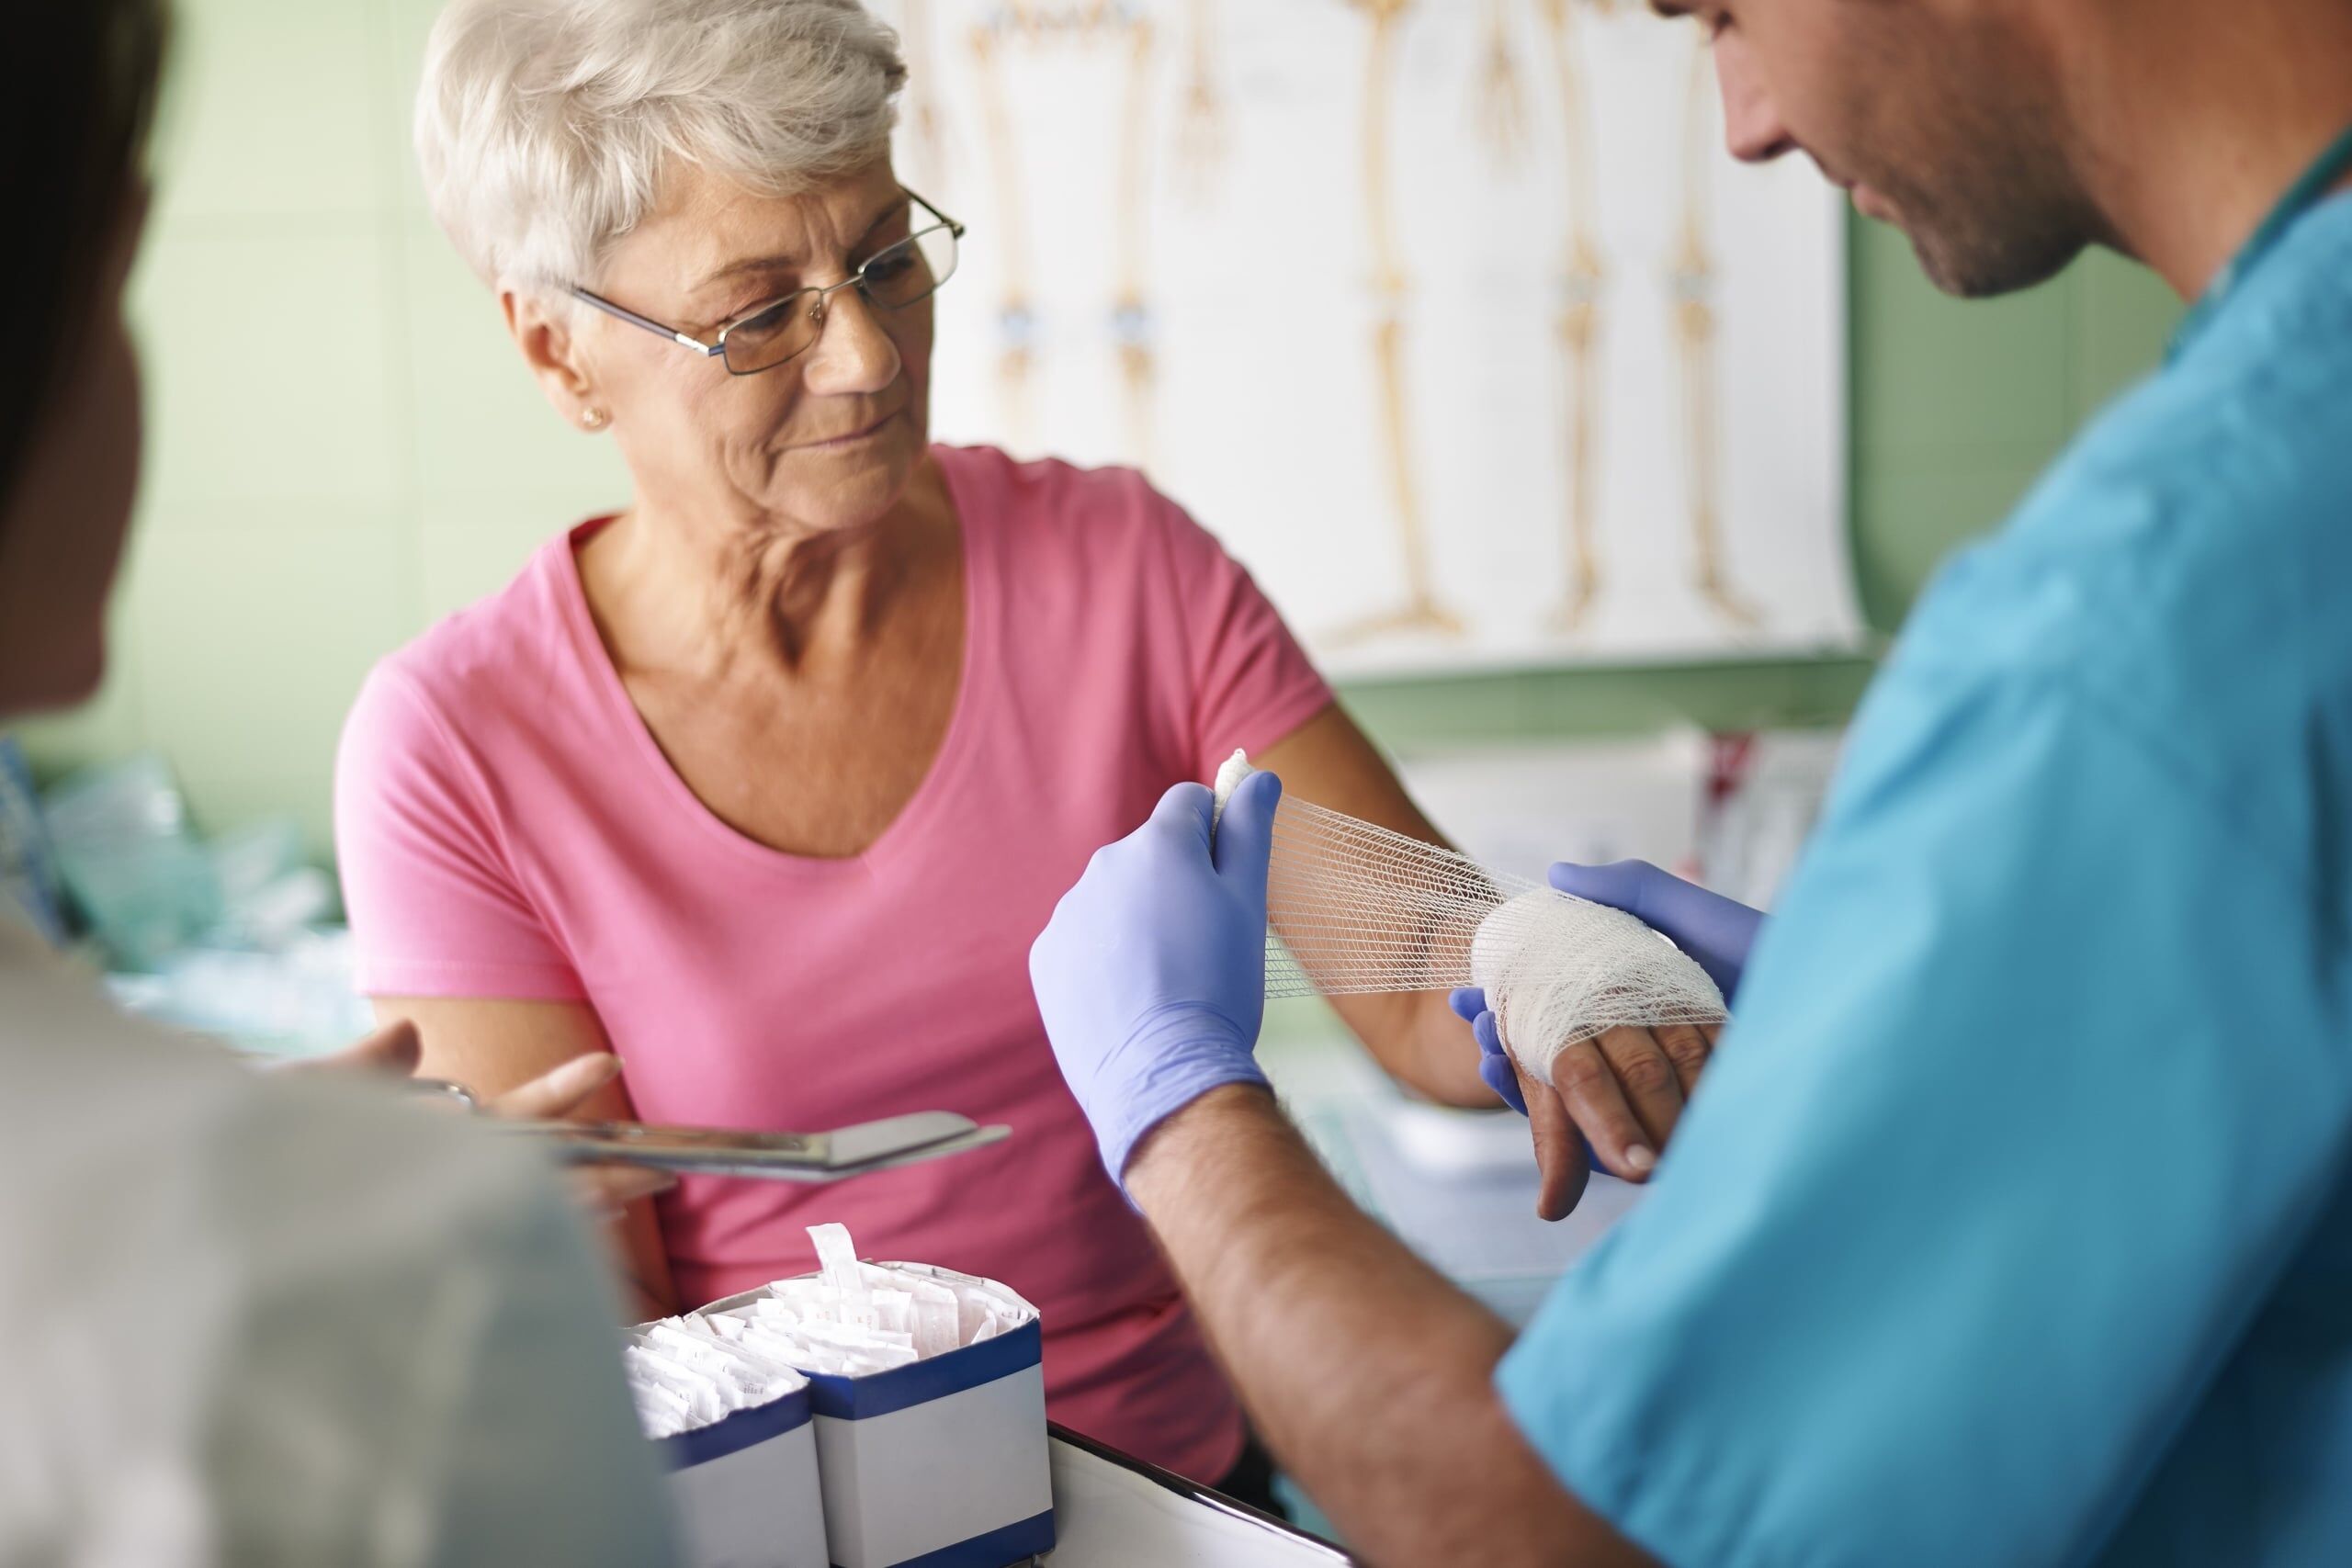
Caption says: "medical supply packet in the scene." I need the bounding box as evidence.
[629,1294,826,1566]
[681,1223,1056,1568]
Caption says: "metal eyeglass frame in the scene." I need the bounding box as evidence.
[566,188,965,377]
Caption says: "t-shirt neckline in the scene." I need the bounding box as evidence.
[545,446,995,877]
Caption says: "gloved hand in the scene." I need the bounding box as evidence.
[1030,772,1283,1184]
[1546,859,1764,1001]
[1448,986,1531,1114]
[1443,862,1759,1186]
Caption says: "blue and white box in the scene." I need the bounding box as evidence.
[657,1379,830,1568]
[697,1262,1056,1568]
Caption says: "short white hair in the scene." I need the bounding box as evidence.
[415,0,907,291]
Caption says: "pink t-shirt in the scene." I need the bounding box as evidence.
[334,445,1333,1482]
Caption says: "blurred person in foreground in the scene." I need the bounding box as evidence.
[0,5,680,1560]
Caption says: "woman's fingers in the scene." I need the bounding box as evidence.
[1522,1071,1590,1221]
[476,1055,670,1221]
[296,1035,670,1220]
[487,1052,626,1122]
[571,1164,679,1221]
[1547,1037,1657,1179]
[1655,1021,1716,1097]
[488,1055,673,1220]
[1495,1012,1724,1185]
[1597,1025,1686,1152]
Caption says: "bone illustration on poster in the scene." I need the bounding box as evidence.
[1669,25,1760,632]
[1108,9,1160,465]
[1329,0,1467,649]
[903,1,1855,673]
[1537,0,1611,633]
[1469,0,1531,169]
[965,2,1160,465]
[895,0,949,190]
[1173,0,1228,202]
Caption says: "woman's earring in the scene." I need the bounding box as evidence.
[579,406,610,432]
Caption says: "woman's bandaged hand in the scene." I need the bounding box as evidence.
[1451,987,1720,1202]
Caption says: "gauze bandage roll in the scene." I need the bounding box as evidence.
[624,1320,809,1439]
[689,1224,1037,1380]
[1214,751,1726,1086]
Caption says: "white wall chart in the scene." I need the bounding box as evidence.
[882,0,1861,673]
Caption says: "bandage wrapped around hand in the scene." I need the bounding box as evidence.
[1216,751,1727,1083]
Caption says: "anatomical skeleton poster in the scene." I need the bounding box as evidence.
[883,0,1860,674]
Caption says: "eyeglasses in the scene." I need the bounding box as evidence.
[568,188,964,377]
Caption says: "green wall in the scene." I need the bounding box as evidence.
[18,0,2182,852]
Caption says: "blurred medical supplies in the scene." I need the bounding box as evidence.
[1377,1098,1546,1178]
[0,737,65,945]
[29,753,369,1053]
[1393,736,1707,885]
[636,1224,1053,1568]
[40,753,220,971]
[482,1107,1012,1184]
[1391,729,1843,912]
[1693,729,1843,909]
[1215,753,1726,1085]
[205,818,336,947]
[41,754,339,968]
[106,929,374,1055]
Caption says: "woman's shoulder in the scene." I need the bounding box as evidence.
[338,522,597,780]
[933,443,1230,588]
[356,524,595,734]
[936,443,1185,543]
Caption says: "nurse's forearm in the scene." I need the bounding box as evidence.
[1125,1086,1651,1568]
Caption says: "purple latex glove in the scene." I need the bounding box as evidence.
[1029,773,1283,1185]
[1449,986,1527,1114]
[1546,860,1763,1002]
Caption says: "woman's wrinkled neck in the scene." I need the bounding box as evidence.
[580,458,947,680]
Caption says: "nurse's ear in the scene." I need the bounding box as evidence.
[503,287,608,434]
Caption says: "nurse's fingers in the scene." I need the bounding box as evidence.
[1212,768,1283,879]
[1524,1072,1590,1221]
[1549,1037,1657,1179]
[489,1052,626,1122]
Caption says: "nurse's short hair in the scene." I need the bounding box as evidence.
[415,0,907,293]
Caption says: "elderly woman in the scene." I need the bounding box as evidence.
[338,0,1714,1491]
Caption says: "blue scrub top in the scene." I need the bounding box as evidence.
[1499,195,2352,1568]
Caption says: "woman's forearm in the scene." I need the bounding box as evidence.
[614,1197,680,1319]
[1329,987,1498,1107]
[1244,707,1499,1109]
[375,995,680,1317]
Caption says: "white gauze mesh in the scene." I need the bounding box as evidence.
[1214,752,1726,1086]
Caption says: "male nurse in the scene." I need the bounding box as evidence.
[1028,0,2352,1563]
